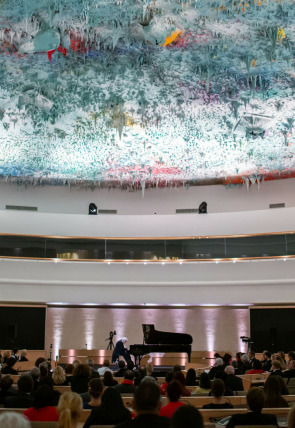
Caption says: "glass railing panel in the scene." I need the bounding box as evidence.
[182,238,226,259]
[286,234,295,256]
[106,239,165,260]
[165,240,183,260]
[45,238,106,259]
[225,235,287,258]
[0,235,46,258]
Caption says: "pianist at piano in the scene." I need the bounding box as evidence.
[112,337,131,363]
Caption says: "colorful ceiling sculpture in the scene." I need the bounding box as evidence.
[0,0,295,188]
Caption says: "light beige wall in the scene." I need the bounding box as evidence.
[46,306,249,360]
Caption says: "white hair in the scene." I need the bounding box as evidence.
[225,365,235,375]
[241,353,249,362]
[215,358,223,366]
[0,413,30,428]
[121,337,128,342]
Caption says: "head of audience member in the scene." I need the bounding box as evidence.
[165,371,174,384]
[211,379,225,398]
[275,355,286,370]
[248,350,255,359]
[30,367,41,381]
[3,350,10,360]
[136,367,147,380]
[225,365,235,375]
[103,370,115,386]
[35,357,46,367]
[102,359,110,368]
[72,359,81,370]
[214,371,227,384]
[278,351,286,360]
[172,405,204,428]
[199,372,211,390]
[20,349,27,359]
[214,353,221,358]
[124,370,135,382]
[235,352,242,362]
[288,352,295,362]
[167,380,182,403]
[241,354,249,363]
[264,375,289,407]
[13,348,19,356]
[173,364,182,374]
[289,360,295,370]
[263,351,271,361]
[57,391,83,428]
[86,358,94,370]
[146,363,154,376]
[99,387,130,419]
[223,353,232,365]
[118,360,125,370]
[288,403,295,428]
[271,360,282,372]
[230,360,238,369]
[39,361,49,378]
[64,364,74,376]
[0,413,30,428]
[185,368,197,386]
[18,374,34,395]
[32,384,54,408]
[252,359,263,370]
[72,363,91,378]
[246,387,265,412]
[127,360,135,371]
[215,358,223,367]
[53,366,67,385]
[0,374,13,392]
[6,357,17,368]
[133,382,161,416]
[141,376,157,385]
[89,378,104,400]
[173,371,186,387]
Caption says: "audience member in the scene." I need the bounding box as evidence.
[115,370,136,394]
[160,371,174,396]
[222,353,232,368]
[146,363,157,379]
[115,360,126,377]
[12,348,20,361]
[35,357,46,367]
[98,359,112,376]
[173,371,191,396]
[1,357,18,375]
[4,374,34,408]
[270,360,283,376]
[185,368,198,386]
[172,365,182,374]
[0,412,30,428]
[227,387,278,428]
[57,391,82,428]
[141,375,158,385]
[172,405,204,428]
[283,359,295,380]
[288,403,295,428]
[114,381,170,428]
[20,349,28,361]
[261,351,272,372]
[53,366,69,386]
[278,351,287,366]
[247,359,264,374]
[0,375,17,404]
[235,352,243,370]
[275,354,287,370]
[264,375,289,408]
[159,380,185,418]
[24,384,59,421]
[288,352,295,363]
[85,358,99,379]
[3,350,10,365]
[194,372,211,395]
[65,364,74,382]
[134,367,147,386]
[30,367,41,391]
[213,371,234,396]
[103,370,118,386]
[72,359,81,370]
[71,364,91,394]
[240,354,252,374]
[209,358,223,379]
[83,378,104,409]
[39,361,54,386]
[84,387,131,428]
[202,379,233,409]
[224,365,244,391]
[248,350,255,365]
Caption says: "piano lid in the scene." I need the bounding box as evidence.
[142,324,193,345]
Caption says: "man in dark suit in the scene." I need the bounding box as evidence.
[1,357,18,375]
[115,360,127,377]
[115,370,136,394]
[227,387,278,428]
[269,360,283,376]
[262,351,272,372]
[4,374,34,408]
[114,382,170,428]
[283,359,295,381]
[225,365,244,391]
[112,337,131,363]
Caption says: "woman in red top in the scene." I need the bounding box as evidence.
[159,380,185,418]
[160,371,174,396]
[173,372,191,396]
[247,359,264,374]
[24,384,59,422]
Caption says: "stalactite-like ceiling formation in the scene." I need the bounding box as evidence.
[0,0,295,189]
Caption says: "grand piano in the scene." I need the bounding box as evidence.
[129,324,193,365]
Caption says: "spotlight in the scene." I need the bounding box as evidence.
[89,203,97,215]
[198,201,207,214]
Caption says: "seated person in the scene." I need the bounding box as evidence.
[83,378,104,409]
[194,372,211,395]
[1,357,18,375]
[4,374,34,408]
[24,384,59,421]
[114,381,170,428]
[160,371,174,396]
[134,367,147,386]
[185,368,198,386]
[227,387,278,428]
[98,359,112,376]
[264,375,289,408]
[84,387,131,428]
[112,337,131,363]
[159,380,185,418]
[0,412,31,428]
[224,365,244,391]
[12,348,20,361]
[246,358,264,374]
[30,367,41,391]
[240,354,252,374]
[172,405,204,428]
[20,349,29,362]
[262,351,272,372]
[213,371,234,396]
[270,360,283,376]
[114,360,126,377]
[209,358,223,380]
[115,370,136,394]
[173,372,191,396]
[283,359,295,380]
[86,358,100,379]
[58,391,83,428]
[0,375,17,404]
[103,370,118,386]
[146,363,157,380]
[202,379,233,409]
[52,366,69,386]
[71,364,91,394]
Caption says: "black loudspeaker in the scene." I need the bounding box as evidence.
[8,324,17,339]
[199,201,207,214]
[89,203,97,215]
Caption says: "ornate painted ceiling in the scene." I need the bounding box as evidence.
[0,0,295,188]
